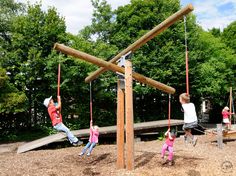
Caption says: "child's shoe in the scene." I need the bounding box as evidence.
[184,135,188,144]
[162,159,169,165]
[161,157,166,165]
[192,136,198,147]
[86,152,91,156]
[168,160,174,166]
[73,140,83,146]
[77,140,83,146]
[79,152,84,156]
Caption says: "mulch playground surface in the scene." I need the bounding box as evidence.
[0,135,235,176]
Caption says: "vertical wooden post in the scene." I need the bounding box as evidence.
[117,80,125,169]
[125,60,134,170]
[229,87,232,129]
[217,124,223,149]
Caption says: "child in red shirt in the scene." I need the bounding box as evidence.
[44,96,82,146]
[161,128,176,166]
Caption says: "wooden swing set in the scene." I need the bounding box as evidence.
[54,4,194,171]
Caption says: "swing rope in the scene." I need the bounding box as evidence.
[57,63,61,97]
[168,94,171,130]
[184,16,189,95]
[57,54,62,116]
[166,17,189,131]
[90,81,93,121]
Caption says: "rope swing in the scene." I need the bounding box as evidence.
[184,15,189,95]
[168,94,171,129]
[57,55,62,116]
[57,63,61,98]
[167,16,189,129]
[90,81,93,121]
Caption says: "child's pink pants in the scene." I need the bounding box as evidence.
[161,143,173,161]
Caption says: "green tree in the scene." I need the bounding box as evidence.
[209,27,221,38]
[0,68,27,129]
[80,0,236,123]
[0,0,23,45]
[1,2,67,128]
[221,21,236,53]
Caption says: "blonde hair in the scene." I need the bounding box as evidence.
[93,125,99,131]
[179,93,190,103]
[223,106,229,111]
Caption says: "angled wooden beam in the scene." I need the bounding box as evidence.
[84,4,194,83]
[54,43,175,94]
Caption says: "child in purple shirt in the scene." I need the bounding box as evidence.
[161,128,176,166]
[79,120,99,156]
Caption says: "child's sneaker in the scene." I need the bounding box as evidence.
[73,140,83,146]
[79,152,84,156]
[86,152,91,156]
[192,136,198,147]
[162,159,168,165]
[77,140,83,146]
[168,160,174,166]
[184,135,188,143]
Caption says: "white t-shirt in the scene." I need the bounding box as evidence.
[182,103,198,123]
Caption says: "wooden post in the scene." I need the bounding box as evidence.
[117,80,125,169]
[217,124,223,149]
[53,43,175,94]
[85,4,194,83]
[125,60,134,170]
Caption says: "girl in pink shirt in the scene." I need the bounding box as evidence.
[222,106,234,129]
[161,129,176,166]
[79,120,99,156]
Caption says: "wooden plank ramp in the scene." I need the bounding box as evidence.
[17,119,183,154]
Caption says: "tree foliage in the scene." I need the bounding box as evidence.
[81,0,236,122]
[1,0,236,137]
[1,1,67,129]
[221,21,236,54]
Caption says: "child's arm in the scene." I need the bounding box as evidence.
[168,132,173,140]
[164,128,170,136]
[56,96,61,110]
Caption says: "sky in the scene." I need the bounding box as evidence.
[16,0,236,34]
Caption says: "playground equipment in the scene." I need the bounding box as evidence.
[53,43,176,170]
[85,4,194,83]
[54,4,194,171]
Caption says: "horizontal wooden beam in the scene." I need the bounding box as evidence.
[85,4,194,83]
[54,43,175,94]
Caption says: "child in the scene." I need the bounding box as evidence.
[43,96,82,146]
[179,93,198,146]
[79,120,99,156]
[161,128,176,166]
[222,106,234,130]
